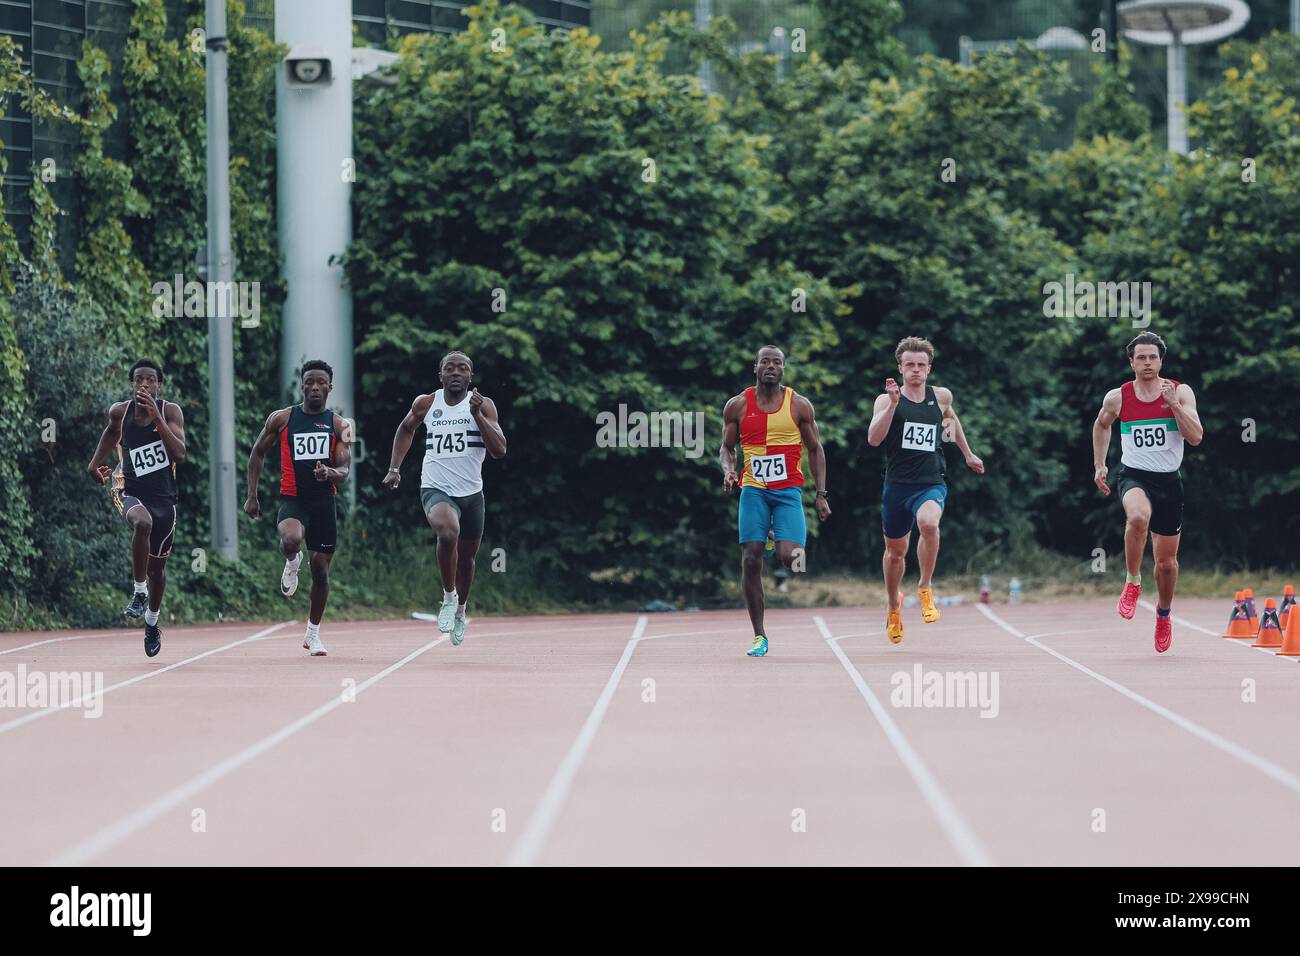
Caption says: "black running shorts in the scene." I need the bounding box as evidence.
[113,491,177,559]
[277,496,337,553]
[1117,465,1184,537]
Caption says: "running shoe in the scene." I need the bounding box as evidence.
[918,587,941,624]
[1117,581,1141,619]
[746,635,769,657]
[436,592,458,633]
[144,622,161,658]
[886,607,904,645]
[303,631,327,656]
[281,556,301,597]
[124,591,147,620]
[450,612,468,647]
[1154,614,1173,653]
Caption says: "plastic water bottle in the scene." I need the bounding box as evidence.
[1009,577,1022,604]
[979,575,990,604]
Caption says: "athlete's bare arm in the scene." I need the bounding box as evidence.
[144,399,187,464]
[382,394,435,491]
[1162,381,1203,446]
[866,379,902,447]
[469,388,507,459]
[933,387,984,474]
[718,394,744,492]
[1092,388,1123,495]
[313,415,352,487]
[87,401,129,484]
[793,395,831,521]
[244,408,292,519]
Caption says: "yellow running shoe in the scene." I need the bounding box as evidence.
[886,606,904,644]
[918,587,940,624]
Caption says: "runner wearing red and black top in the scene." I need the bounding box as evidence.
[87,359,187,658]
[1092,332,1203,653]
[244,360,351,656]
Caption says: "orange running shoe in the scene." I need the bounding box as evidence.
[1154,613,1172,653]
[1118,581,1141,619]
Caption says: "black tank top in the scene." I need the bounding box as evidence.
[884,385,945,483]
[278,405,336,499]
[119,398,178,501]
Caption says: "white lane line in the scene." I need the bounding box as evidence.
[0,635,100,656]
[977,603,1300,797]
[0,622,294,736]
[48,633,456,866]
[506,616,648,868]
[1137,599,1293,661]
[814,615,995,868]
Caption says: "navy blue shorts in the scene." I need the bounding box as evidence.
[881,481,946,540]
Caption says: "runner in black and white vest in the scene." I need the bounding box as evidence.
[87,359,187,658]
[383,351,507,647]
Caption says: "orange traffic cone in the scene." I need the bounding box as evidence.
[1243,588,1258,630]
[1278,602,1300,657]
[1222,591,1253,639]
[1279,584,1296,630]
[1253,599,1284,648]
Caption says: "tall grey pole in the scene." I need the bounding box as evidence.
[696,0,713,93]
[1292,0,1299,35]
[205,0,238,560]
[1167,33,1187,154]
[276,0,355,506]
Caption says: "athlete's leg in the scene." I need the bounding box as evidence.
[883,533,909,610]
[775,540,804,571]
[278,517,305,560]
[126,504,152,581]
[145,555,167,613]
[307,551,333,625]
[740,541,767,635]
[425,502,461,593]
[1152,532,1180,609]
[915,500,943,590]
[1121,487,1151,578]
[455,537,481,605]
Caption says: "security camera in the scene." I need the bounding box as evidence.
[285,46,332,88]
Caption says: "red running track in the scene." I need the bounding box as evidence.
[1,598,1297,866]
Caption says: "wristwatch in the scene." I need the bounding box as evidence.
[387,467,400,474]
[816,490,829,498]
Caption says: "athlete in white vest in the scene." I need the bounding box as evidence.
[1092,332,1203,653]
[383,351,507,645]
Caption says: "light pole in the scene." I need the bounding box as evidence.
[1117,0,1250,154]
[205,0,237,561]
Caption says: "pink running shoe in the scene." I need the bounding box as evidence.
[1154,614,1173,653]
[1118,581,1141,619]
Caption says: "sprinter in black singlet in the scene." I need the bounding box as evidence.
[867,337,984,645]
[244,360,351,656]
[87,359,187,658]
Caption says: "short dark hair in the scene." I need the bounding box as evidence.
[440,350,473,371]
[302,359,333,381]
[755,345,784,361]
[129,359,163,382]
[1126,332,1166,359]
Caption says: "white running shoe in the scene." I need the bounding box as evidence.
[281,555,301,597]
[436,592,458,633]
[450,613,468,646]
[303,631,327,656]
